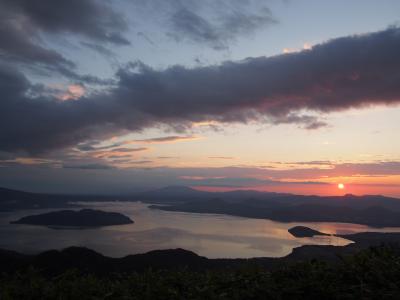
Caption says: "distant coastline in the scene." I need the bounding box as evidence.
[3,186,400,228]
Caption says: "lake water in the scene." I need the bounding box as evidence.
[1,201,400,258]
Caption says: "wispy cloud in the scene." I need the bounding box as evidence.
[140,0,277,50]
[180,176,328,188]
[62,163,114,170]
[108,147,148,153]
[133,135,202,144]
[167,5,276,50]
[174,161,400,181]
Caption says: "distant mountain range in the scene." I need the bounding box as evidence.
[2,185,400,227]
[140,185,400,210]
[0,187,133,211]
[144,186,400,227]
[137,185,293,204]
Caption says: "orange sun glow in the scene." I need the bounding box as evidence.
[338,183,345,190]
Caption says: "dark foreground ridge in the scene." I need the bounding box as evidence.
[11,209,134,227]
[1,232,400,299]
[2,230,400,274]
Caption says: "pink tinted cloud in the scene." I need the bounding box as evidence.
[59,84,85,101]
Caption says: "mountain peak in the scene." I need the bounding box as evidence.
[159,186,196,192]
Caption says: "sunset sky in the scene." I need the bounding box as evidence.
[1,0,400,196]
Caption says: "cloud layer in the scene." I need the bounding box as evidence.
[0,0,128,79]
[1,27,400,154]
[166,2,276,50]
[1,160,399,194]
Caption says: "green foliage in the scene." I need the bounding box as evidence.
[1,246,400,300]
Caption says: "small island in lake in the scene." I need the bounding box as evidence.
[11,209,134,227]
[288,226,330,238]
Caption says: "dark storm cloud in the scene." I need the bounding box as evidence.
[0,0,128,80]
[0,7,75,75]
[0,65,128,153]
[166,1,276,49]
[112,27,400,126]
[1,0,129,45]
[2,27,400,154]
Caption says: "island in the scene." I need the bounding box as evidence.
[10,209,134,227]
[288,226,330,238]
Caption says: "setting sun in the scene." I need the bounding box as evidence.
[338,183,345,190]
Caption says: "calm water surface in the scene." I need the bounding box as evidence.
[1,201,400,258]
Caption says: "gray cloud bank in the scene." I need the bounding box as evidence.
[0,0,128,80]
[1,27,400,154]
